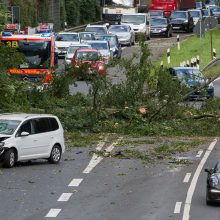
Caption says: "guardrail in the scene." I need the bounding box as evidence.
[201,57,220,72]
[64,21,103,32]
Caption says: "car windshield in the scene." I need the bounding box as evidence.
[76,51,100,61]
[68,45,90,53]
[189,11,201,17]
[88,42,108,50]
[0,119,21,135]
[149,11,163,17]
[95,36,117,46]
[212,6,220,12]
[56,34,79,41]
[170,12,187,19]
[85,27,106,34]
[121,15,146,25]
[175,69,204,80]
[79,33,95,40]
[18,41,51,69]
[203,10,209,16]
[109,25,129,32]
[151,18,167,26]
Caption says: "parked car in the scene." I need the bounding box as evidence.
[55,32,80,58]
[86,40,112,64]
[85,24,108,35]
[211,6,220,23]
[71,48,107,75]
[79,32,96,43]
[149,10,165,18]
[169,67,214,99]
[65,44,91,65]
[108,25,135,46]
[150,17,173,38]
[170,11,194,32]
[0,113,65,168]
[196,1,205,9]
[95,34,122,59]
[205,160,220,205]
[188,9,203,26]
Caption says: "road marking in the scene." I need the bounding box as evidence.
[174,202,182,213]
[96,137,108,151]
[68,178,83,187]
[83,137,122,174]
[182,139,217,220]
[57,193,72,202]
[183,173,191,183]
[196,150,203,158]
[45,209,61,218]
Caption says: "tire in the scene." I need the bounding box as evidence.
[48,145,62,164]
[3,149,16,168]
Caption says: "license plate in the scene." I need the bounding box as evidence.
[173,27,180,29]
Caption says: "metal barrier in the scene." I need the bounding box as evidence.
[201,57,220,72]
[64,21,103,32]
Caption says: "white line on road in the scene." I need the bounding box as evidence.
[96,137,108,151]
[183,173,191,183]
[68,178,83,187]
[45,209,61,218]
[182,139,217,220]
[57,193,73,202]
[174,202,182,214]
[196,150,203,158]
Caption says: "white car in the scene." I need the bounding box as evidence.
[0,113,65,168]
[55,32,80,58]
[188,9,203,25]
[65,44,91,64]
[85,24,108,35]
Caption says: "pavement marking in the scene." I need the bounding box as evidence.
[45,209,61,218]
[57,193,73,202]
[68,178,83,187]
[83,137,122,174]
[183,173,191,183]
[174,202,182,214]
[196,150,203,158]
[182,139,217,220]
[96,137,108,151]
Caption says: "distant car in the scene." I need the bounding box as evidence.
[196,1,205,9]
[65,44,91,65]
[71,48,107,75]
[79,32,96,43]
[211,6,220,23]
[149,10,165,18]
[0,113,65,168]
[95,34,122,59]
[55,32,80,58]
[85,24,108,35]
[170,11,194,32]
[202,8,214,18]
[108,25,135,46]
[188,9,203,26]
[169,67,214,99]
[86,40,112,64]
[150,18,173,38]
[205,160,220,205]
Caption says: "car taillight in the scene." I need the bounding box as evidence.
[98,65,105,70]
[164,11,171,17]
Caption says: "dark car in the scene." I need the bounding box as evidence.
[170,11,194,32]
[205,160,220,205]
[150,18,172,38]
[95,34,122,59]
[149,10,165,18]
[169,67,214,99]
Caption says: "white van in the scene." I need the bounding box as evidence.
[120,13,151,40]
[0,113,65,168]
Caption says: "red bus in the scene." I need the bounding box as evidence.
[0,32,57,82]
[149,0,196,16]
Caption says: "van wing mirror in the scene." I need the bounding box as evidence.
[20,131,30,137]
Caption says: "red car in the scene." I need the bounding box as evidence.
[71,48,107,75]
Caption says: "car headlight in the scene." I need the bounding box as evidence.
[161,28,167,31]
[184,20,188,23]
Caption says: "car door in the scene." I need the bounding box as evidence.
[15,119,37,160]
[31,117,52,156]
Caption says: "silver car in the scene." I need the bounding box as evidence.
[86,40,112,64]
[65,44,91,64]
[108,25,135,46]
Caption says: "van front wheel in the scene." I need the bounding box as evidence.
[3,149,16,168]
[48,145,62,164]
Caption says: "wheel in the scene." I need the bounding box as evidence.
[3,149,16,168]
[48,145,62,164]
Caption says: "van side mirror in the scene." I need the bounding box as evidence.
[20,131,30,137]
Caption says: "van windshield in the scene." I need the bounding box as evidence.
[0,119,21,135]
[121,15,146,25]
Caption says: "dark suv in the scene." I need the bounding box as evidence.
[170,11,194,32]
